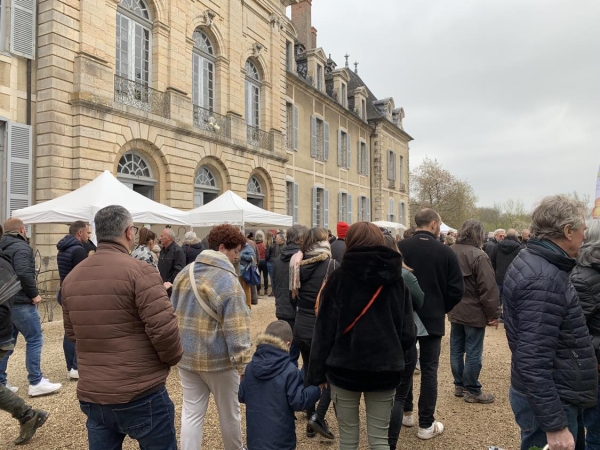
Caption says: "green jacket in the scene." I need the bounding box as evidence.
[402,268,428,337]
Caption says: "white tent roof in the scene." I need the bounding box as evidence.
[185,190,293,228]
[440,222,457,233]
[12,170,190,225]
[372,220,407,232]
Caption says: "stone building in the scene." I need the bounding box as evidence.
[1,0,411,265]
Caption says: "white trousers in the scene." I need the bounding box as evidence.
[179,367,243,450]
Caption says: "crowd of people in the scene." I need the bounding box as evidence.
[0,193,598,450]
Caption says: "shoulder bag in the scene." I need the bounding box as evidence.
[343,285,383,334]
[188,263,221,324]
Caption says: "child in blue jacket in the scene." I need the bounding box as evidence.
[239,320,321,450]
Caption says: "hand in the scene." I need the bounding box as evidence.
[547,427,575,450]
[319,383,328,391]
[163,282,173,290]
[32,295,42,304]
[487,319,499,329]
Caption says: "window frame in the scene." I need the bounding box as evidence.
[192,29,216,110]
[116,0,153,87]
[194,165,219,207]
[245,60,261,128]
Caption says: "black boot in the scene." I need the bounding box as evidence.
[308,413,334,440]
[306,423,316,438]
[15,410,49,445]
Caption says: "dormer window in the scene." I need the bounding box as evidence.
[341,83,347,107]
[316,64,323,91]
[361,99,367,120]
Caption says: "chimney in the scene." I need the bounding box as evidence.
[310,26,317,49]
[291,0,313,50]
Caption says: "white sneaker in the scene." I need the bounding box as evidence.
[5,382,18,393]
[417,420,444,440]
[28,379,62,397]
[402,412,415,427]
[68,369,79,380]
[415,360,421,372]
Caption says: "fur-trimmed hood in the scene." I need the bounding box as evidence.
[299,252,328,266]
[250,333,291,380]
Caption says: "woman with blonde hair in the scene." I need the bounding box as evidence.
[308,222,416,449]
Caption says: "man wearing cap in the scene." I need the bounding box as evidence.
[331,222,349,264]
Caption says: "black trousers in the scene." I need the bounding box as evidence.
[297,338,331,420]
[388,344,418,449]
[257,260,269,291]
[416,335,442,428]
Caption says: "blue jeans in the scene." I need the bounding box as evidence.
[0,303,43,386]
[450,323,485,395]
[58,290,77,371]
[80,386,177,450]
[267,261,274,287]
[583,381,600,450]
[510,387,580,450]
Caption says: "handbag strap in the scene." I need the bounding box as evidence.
[343,285,383,335]
[188,263,221,324]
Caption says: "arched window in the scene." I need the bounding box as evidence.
[192,30,215,110]
[247,176,264,208]
[194,166,219,207]
[117,151,156,199]
[116,0,152,86]
[245,60,261,128]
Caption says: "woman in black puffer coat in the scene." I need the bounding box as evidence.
[291,227,337,440]
[571,219,600,450]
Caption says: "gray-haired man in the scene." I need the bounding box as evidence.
[158,228,186,292]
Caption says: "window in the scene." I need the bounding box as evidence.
[194,166,219,207]
[358,141,369,176]
[399,155,405,184]
[245,60,261,128]
[286,40,293,71]
[117,151,156,199]
[4,123,32,224]
[312,186,329,228]
[116,0,151,86]
[399,201,407,226]
[316,64,323,91]
[388,198,395,222]
[341,83,347,107]
[358,196,370,222]
[286,181,299,224]
[192,29,215,110]
[310,116,329,161]
[9,0,36,59]
[361,99,367,120]
[338,192,352,224]
[286,103,298,151]
[247,176,264,208]
[337,130,350,169]
[387,150,396,181]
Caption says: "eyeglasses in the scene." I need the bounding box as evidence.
[130,225,139,235]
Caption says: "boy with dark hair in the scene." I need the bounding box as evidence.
[239,321,321,450]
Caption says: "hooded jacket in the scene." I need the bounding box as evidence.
[307,246,416,392]
[449,242,501,327]
[0,232,38,305]
[272,244,300,320]
[491,236,522,285]
[181,239,203,265]
[239,333,320,450]
[57,234,88,282]
[330,238,346,264]
[503,239,597,432]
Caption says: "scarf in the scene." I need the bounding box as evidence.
[290,241,332,297]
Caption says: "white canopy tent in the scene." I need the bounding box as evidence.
[371,220,407,233]
[12,170,190,225]
[440,222,457,233]
[185,190,293,228]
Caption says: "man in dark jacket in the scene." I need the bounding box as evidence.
[491,228,522,299]
[483,229,505,258]
[397,208,464,440]
[158,228,186,293]
[331,222,349,263]
[0,250,49,445]
[0,218,62,397]
[272,225,307,366]
[240,321,320,450]
[56,220,90,380]
[504,195,595,450]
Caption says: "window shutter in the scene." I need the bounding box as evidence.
[6,123,32,221]
[324,189,329,229]
[347,194,352,224]
[10,0,36,59]
[366,197,371,221]
[389,199,394,220]
[346,134,351,169]
[323,122,330,161]
[337,129,342,167]
[245,80,251,126]
[293,183,299,224]
[357,141,362,174]
[366,145,370,176]
[312,186,318,227]
[393,153,397,181]
[338,192,343,222]
[293,105,299,151]
[310,116,317,158]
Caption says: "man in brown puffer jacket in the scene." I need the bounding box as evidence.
[62,205,182,450]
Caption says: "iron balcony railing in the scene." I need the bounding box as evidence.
[246,125,273,151]
[193,105,231,138]
[114,75,169,119]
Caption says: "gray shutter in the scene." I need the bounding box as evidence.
[10,0,36,59]
[324,189,329,229]
[366,197,371,221]
[293,183,299,224]
[347,194,352,224]
[338,192,343,222]
[323,122,330,161]
[387,151,393,180]
[366,144,370,176]
[312,186,318,227]
[346,134,351,169]
[310,116,317,158]
[337,129,342,167]
[293,105,299,151]
[6,123,32,221]
[357,140,362,173]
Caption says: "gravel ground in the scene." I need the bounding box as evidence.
[1,298,520,449]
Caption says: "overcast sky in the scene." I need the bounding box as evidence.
[304,0,600,210]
